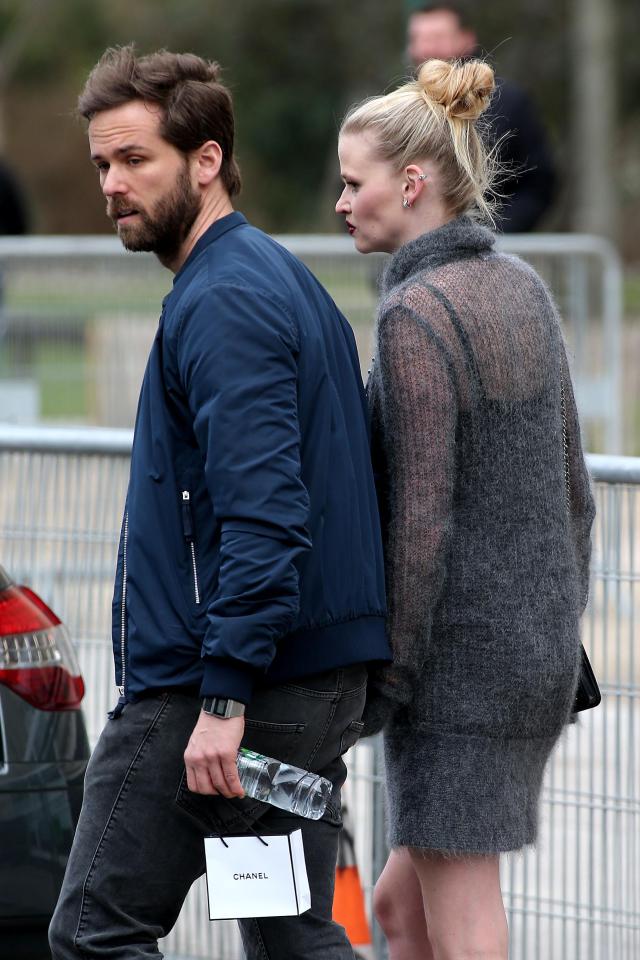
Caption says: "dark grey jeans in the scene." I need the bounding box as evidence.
[48,666,366,960]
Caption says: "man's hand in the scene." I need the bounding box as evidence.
[184,713,245,798]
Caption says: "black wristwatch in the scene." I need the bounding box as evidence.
[201,696,246,719]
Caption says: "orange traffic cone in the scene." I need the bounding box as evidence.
[333,806,372,950]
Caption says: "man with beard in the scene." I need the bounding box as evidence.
[49,45,390,960]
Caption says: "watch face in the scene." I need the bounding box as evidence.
[212,699,229,717]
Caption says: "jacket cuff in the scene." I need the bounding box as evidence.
[200,658,258,704]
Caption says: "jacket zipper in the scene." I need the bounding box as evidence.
[118,510,129,696]
[181,491,201,605]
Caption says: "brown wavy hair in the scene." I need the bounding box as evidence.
[78,45,241,197]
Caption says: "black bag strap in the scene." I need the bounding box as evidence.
[562,370,601,713]
[209,795,269,847]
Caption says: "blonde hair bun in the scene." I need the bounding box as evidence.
[417,59,495,121]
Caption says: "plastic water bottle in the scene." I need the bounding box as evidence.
[237,747,332,820]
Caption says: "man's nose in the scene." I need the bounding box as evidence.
[101,166,128,197]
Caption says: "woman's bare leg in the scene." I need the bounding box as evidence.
[373,848,435,960]
[408,850,508,960]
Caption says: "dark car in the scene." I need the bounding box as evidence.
[0,565,90,960]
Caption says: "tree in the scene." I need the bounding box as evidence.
[0,0,52,150]
[571,0,618,239]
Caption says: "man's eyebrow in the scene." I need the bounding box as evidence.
[90,144,148,162]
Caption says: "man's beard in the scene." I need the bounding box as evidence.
[108,163,201,261]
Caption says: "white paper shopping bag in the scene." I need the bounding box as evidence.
[204,829,311,920]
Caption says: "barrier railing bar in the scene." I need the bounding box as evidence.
[1,426,639,484]
[0,424,133,455]
[0,232,622,259]
[505,894,640,923]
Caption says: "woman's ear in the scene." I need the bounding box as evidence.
[403,164,428,207]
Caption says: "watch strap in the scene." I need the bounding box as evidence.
[201,696,245,719]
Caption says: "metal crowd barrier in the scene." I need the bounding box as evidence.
[0,426,638,960]
[0,232,623,452]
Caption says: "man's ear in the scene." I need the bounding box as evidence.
[194,140,223,186]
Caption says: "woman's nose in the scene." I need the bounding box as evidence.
[335,190,349,214]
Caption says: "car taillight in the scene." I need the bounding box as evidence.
[0,583,84,710]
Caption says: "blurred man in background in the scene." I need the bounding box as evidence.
[407,2,556,232]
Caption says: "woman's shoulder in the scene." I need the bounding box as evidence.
[378,271,446,323]
[375,273,468,369]
[484,248,555,294]
[377,251,561,360]
[430,249,558,317]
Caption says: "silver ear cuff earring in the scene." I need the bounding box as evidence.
[403,173,427,208]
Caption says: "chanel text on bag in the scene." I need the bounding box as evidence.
[204,830,311,920]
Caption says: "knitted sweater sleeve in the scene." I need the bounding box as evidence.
[374,302,458,705]
[561,347,596,612]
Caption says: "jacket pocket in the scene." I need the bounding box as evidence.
[181,490,201,605]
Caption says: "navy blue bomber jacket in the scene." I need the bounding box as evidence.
[111,212,390,705]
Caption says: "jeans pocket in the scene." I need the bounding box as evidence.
[242,719,308,764]
[174,769,267,836]
[339,719,364,755]
[244,720,306,735]
[174,719,309,835]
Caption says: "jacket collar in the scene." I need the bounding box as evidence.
[381,215,495,296]
[173,211,248,286]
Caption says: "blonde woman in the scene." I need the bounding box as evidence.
[336,60,595,960]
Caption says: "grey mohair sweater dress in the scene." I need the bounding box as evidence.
[367,216,596,854]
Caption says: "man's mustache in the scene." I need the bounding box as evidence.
[107,200,145,219]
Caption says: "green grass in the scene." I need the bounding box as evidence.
[34,343,87,419]
[624,271,640,315]
[0,342,87,420]
[4,285,168,317]
[2,259,638,447]
[3,264,170,317]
